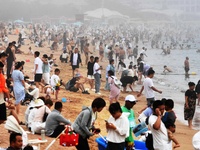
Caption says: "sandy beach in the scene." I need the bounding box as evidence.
[0,34,198,150]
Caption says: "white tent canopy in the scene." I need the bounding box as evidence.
[85,8,129,19]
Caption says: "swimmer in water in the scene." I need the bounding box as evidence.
[163,65,172,73]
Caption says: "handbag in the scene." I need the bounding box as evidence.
[42,107,48,122]
[59,126,79,147]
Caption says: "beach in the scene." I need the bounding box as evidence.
[0,33,198,150]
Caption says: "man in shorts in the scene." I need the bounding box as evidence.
[70,48,82,77]
[34,51,44,91]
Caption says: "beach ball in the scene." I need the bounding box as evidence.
[62,97,67,103]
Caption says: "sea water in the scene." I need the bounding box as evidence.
[128,48,200,130]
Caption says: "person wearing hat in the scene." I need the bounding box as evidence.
[42,54,50,85]
[27,99,45,131]
[121,95,137,150]
[68,73,89,94]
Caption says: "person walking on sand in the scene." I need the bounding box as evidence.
[184,57,189,79]
[137,69,162,113]
[184,82,197,129]
[93,57,102,95]
[70,48,82,77]
[12,62,25,115]
[73,97,106,150]
[34,51,44,91]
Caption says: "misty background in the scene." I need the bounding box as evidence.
[1,0,200,22]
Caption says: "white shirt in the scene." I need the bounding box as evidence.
[106,114,129,143]
[149,115,172,150]
[33,105,51,122]
[28,108,37,128]
[62,53,69,59]
[143,77,155,98]
[93,62,101,74]
[72,53,78,65]
[50,74,60,87]
[127,69,134,77]
[34,57,43,74]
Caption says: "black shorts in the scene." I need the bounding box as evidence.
[34,74,43,82]
[69,86,79,92]
[72,65,79,70]
[55,86,60,90]
[0,103,7,121]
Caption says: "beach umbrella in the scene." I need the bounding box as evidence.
[5,115,22,133]
[5,115,28,146]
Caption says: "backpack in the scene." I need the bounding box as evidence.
[111,76,122,89]
[145,132,154,150]
[145,116,154,150]
[65,80,71,90]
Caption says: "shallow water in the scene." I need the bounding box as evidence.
[127,48,200,130]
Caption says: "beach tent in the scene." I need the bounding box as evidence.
[14,20,24,23]
[85,8,129,19]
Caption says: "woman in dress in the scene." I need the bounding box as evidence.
[184,82,197,128]
[12,62,25,114]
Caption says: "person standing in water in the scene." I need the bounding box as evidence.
[184,82,197,129]
[184,57,189,79]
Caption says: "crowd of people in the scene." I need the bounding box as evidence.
[0,21,199,150]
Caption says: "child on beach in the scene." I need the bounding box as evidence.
[166,123,180,149]
[162,99,176,128]
[108,70,121,104]
[50,68,61,100]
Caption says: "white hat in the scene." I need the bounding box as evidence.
[32,99,44,107]
[125,95,137,102]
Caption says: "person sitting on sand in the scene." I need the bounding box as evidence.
[24,76,40,100]
[45,101,71,138]
[6,101,25,125]
[31,99,53,134]
[68,73,90,94]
